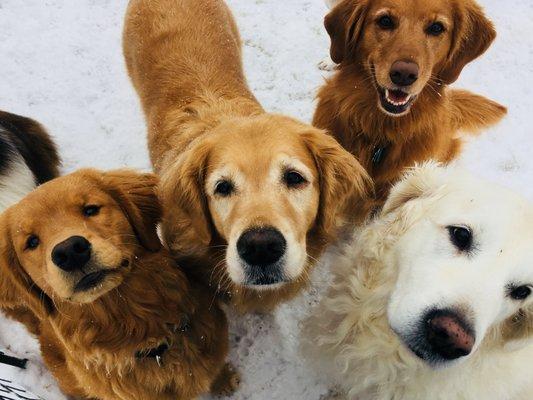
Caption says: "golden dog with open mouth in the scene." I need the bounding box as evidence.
[0,170,238,400]
[123,0,371,313]
[315,0,507,204]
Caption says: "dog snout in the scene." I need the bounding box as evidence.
[425,310,475,360]
[237,227,287,267]
[389,60,419,87]
[52,236,92,272]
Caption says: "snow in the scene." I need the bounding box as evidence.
[0,0,532,399]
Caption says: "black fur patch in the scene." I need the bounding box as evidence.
[0,111,60,184]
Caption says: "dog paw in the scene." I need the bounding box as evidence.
[210,363,241,397]
[318,56,337,72]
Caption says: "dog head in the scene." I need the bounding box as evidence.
[380,164,533,367]
[160,114,370,290]
[0,169,161,314]
[325,0,496,116]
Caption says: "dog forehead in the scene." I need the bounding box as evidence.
[13,174,106,221]
[423,180,533,244]
[368,0,454,18]
[208,127,317,175]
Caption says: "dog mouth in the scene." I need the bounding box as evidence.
[244,266,288,289]
[377,87,417,116]
[74,270,110,292]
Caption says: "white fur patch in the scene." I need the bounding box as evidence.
[0,155,36,212]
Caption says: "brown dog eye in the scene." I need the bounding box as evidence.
[215,180,235,197]
[447,226,473,252]
[427,22,445,36]
[509,285,532,301]
[377,15,395,30]
[26,235,40,250]
[83,205,101,217]
[284,171,307,188]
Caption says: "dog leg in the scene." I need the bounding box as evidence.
[210,362,241,397]
[449,89,507,134]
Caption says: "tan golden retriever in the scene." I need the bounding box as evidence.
[0,170,238,400]
[123,0,371,313]
[315,0,507,204]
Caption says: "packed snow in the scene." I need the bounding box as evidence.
[1,0,532,399]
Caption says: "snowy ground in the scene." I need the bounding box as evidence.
[0,0,532,399]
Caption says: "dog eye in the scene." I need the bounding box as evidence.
[283,171,308,188]
[447,226,473,252]
[509,285,532,301]
[25,235,40,250]
[214,180,235,197]
[83,205,101,217]
[427,22,445,36]
[376,15,395,30]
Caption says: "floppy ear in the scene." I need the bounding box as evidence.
[159,139,213,255]
[301,129,372,238]
[98,170,162,252]
[325,0,367,64]
[0,213,54,319]
[438,1,496,84]
[381,162,447,216]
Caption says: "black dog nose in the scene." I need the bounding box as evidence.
[426,310,475,360]
[237,227,287,267]
[390,60,419,86]
[52,236,92,272]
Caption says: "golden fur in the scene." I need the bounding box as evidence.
[0,170,237,400]
[314,0,507,204]
[123,0,371,313]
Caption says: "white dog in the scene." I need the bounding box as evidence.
[303,163,533,400]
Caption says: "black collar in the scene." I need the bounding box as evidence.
[134,316,191,367]
[135,343,169,366]
[372,145,388,167]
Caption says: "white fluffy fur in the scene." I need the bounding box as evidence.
[0,155,36,212]
[303,163,533,400]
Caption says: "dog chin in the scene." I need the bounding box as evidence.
[68,273,124,303]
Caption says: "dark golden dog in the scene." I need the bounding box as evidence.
[315,0,506,204]
[123,0,371,313]
[0,170,237,400]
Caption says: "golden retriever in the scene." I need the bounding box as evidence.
[123,0,371,313]
[314,0,507,203]
[304,164,533,400]
[0,169,238,400]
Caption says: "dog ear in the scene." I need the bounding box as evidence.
[301,129,372,238]
[0,212,54,319]
[381,162,447,216]
[438,1,496,84]
[159,139,213,255]
[325,0,367,64]
[98,170,162,252]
